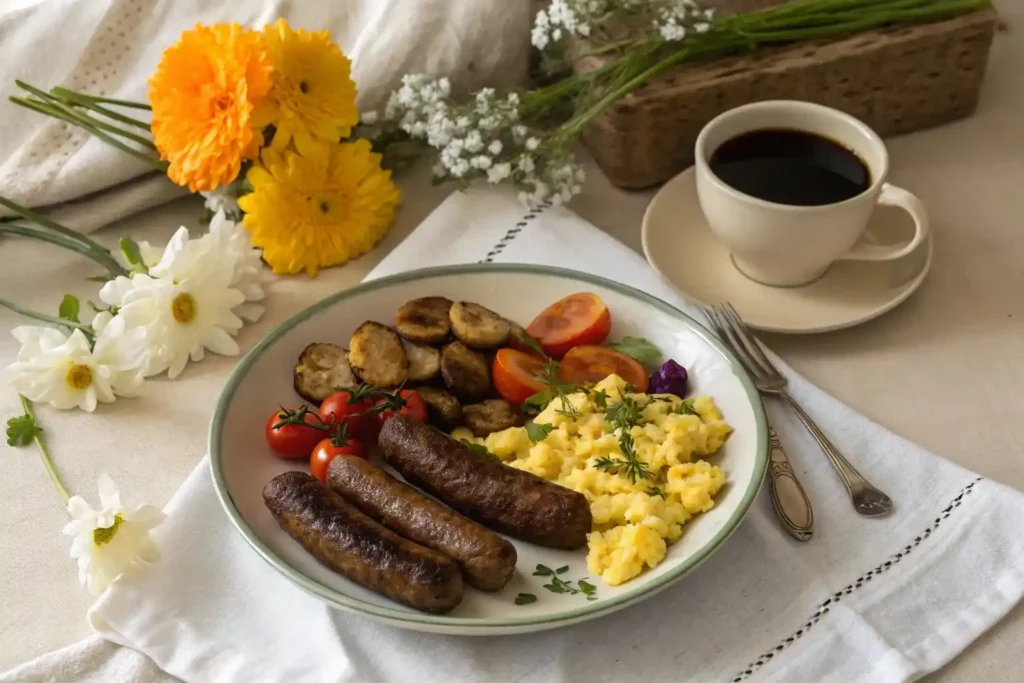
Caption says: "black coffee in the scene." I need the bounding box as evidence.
[708,128,870,206]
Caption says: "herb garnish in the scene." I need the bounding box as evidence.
[515,593,537,605]
[527,362,585,418]
[525,422,554,443]
[533,564,595,597]
[594,432,653,483]
[674,398,699,416]
[648,484,666,498]
[607,337,662,367]
[605,395,645,432]
[466,443,501,461]
[591,389,608,410]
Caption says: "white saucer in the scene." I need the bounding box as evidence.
[641,167,933,334]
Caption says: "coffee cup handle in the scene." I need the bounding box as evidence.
[839,183,929,262]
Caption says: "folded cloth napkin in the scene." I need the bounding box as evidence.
[0,0,529,228]
[5,189,1024,683]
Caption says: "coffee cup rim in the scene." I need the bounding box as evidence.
[694,100,889,212]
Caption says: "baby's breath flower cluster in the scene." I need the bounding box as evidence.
[532,0,714,50]
[385,75,585,207]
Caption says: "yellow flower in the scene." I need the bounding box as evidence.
[148,23,273,192]
[238,139,401,276]
[253,19,359,151]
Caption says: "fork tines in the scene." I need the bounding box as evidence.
[702,304,780,382]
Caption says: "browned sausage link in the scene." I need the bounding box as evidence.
[378,416,592,550]
[262,471,463,614]
[326,456,517,591]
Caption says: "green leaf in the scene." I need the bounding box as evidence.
[543,581,566,594]
[515,593,537,605]
[533,564,555,577]
[674,398,698,416]
[525,421,554,443]
[607,336,662,366]
[578,580,596,596]
[466,443,501,462]
[555,565,569,574]
[6,413,41,447]
[522,389,553,416]
[119,236,147,273]
[516,333,548,360]
[57,294,80,324]
[591,389,608,410]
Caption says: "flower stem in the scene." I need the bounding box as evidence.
[12,95,156,150]
[0,224,127,276]
[0,197,128,276]
[20,396,71,504]
[9,96,165,170]
[49,87,151,130]
[0,296,94,332]
[54,90,152,111]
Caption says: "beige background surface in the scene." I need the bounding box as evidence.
[1,8,1022,682]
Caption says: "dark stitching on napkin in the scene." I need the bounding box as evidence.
[730,478,982,682]
[479,202,551,263]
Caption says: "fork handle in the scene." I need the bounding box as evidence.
[778,390,873,496]
[767,426,813,541]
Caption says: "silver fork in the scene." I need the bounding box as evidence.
[705,303,894,518]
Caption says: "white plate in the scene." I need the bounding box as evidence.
[209,264,768,635]
[642,167,933,334]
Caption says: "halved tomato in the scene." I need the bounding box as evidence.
[526,293,611,359]
[559,346,649,393]
[492,348,548,404]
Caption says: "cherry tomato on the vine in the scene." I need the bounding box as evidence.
[265,406,329,459]
[374,389,428,427]
[318,387,380,441]
[310,433,367,483]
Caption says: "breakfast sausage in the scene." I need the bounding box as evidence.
[378,415,592,550]
[262,471,463,614]
[326,457,517,591]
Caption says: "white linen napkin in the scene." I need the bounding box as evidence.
[0,0,530,227]
[6,188,1024,683]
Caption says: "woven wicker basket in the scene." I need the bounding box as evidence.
[574,3,999,189]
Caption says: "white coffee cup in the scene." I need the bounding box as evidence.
[694,100,929,287]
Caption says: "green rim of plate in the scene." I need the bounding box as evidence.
[209,263,769,629]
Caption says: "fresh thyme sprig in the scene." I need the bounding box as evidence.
[593,431,654,483]
[524,361,587,417]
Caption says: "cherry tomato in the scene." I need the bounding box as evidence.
[526,293,612,359]
[310,436,367,483]
[492,348,548,404]
[559,345,650,393]
[318,389,378,440]
[374,389,428,426]
[265,406,329,459]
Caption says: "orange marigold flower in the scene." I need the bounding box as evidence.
[148,23,273,192]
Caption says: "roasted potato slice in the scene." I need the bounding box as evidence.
[348,322,408,388]
[440,341,492,401]
[403,339,441,383]
[449,301,510,349]
[414,386,463,429]
[294,343,358,404]
[463,400,518,437]
[395,297,453,344]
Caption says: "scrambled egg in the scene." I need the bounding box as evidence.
[452,374,731,586]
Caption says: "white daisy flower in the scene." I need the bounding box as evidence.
[2,325,145,412]
[130,215,266,323]
[118,268,245,379]
[62,474,165,596]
